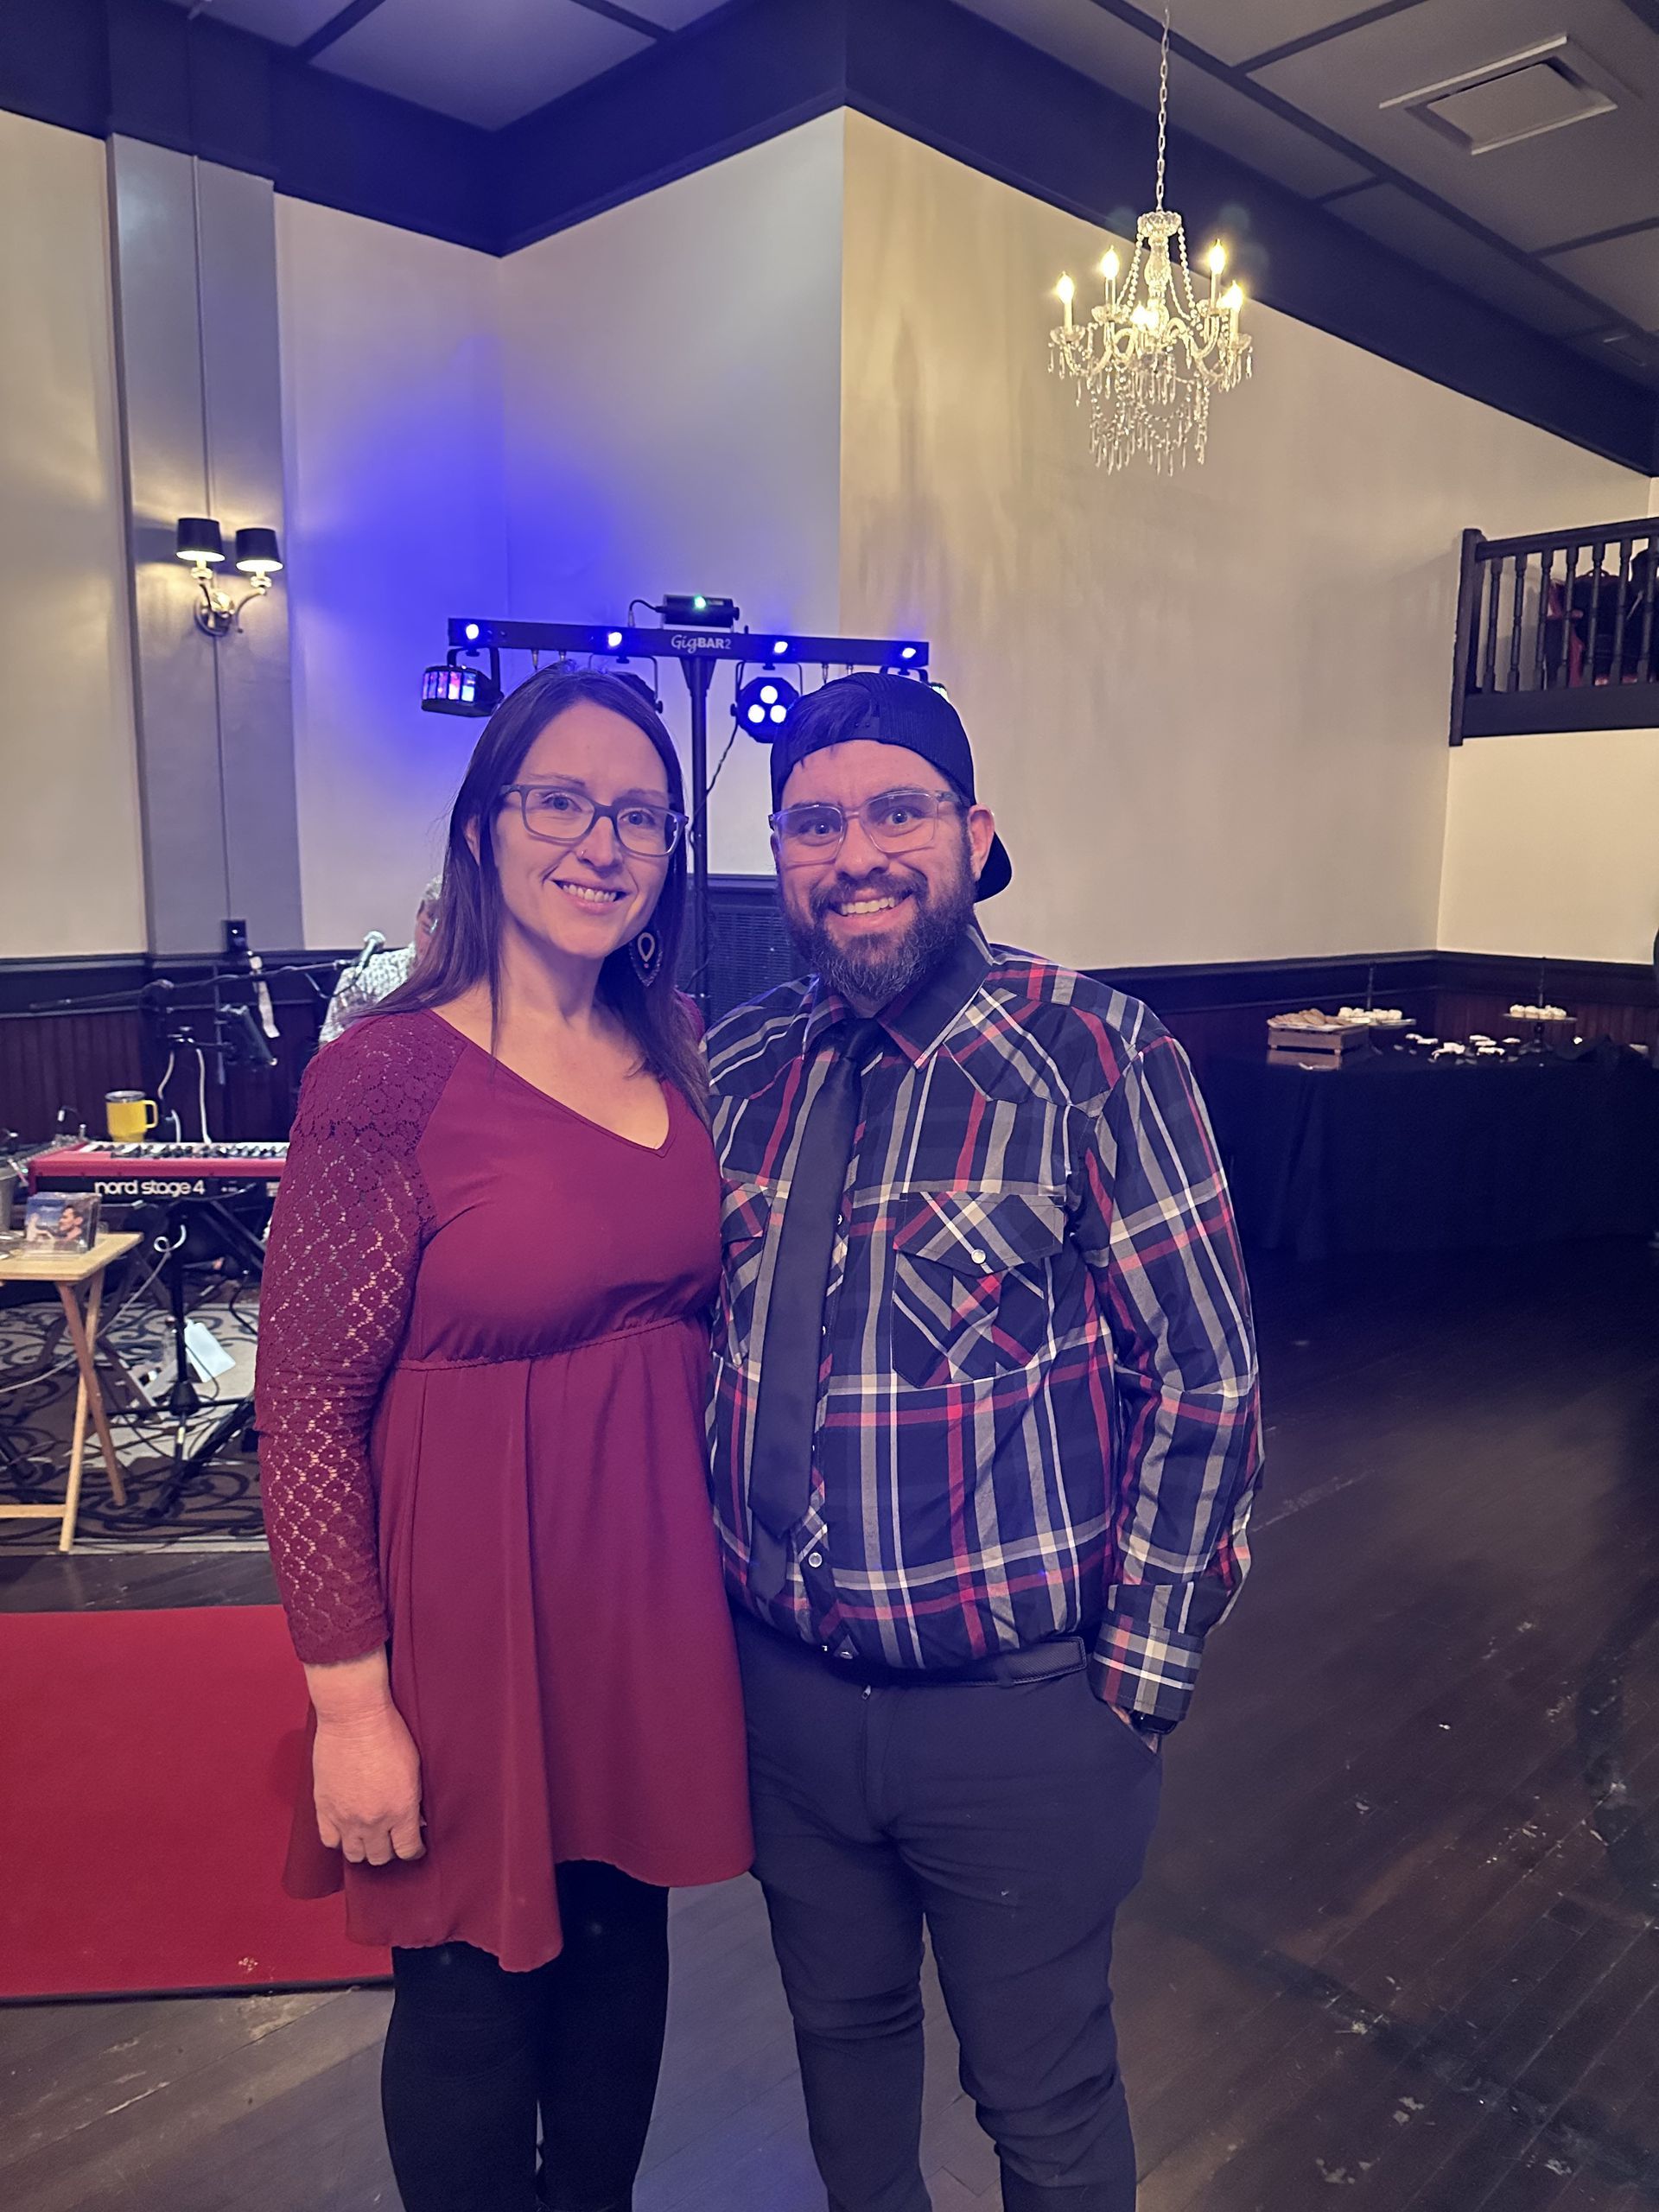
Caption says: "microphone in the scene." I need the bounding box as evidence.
[249,955,280,1040]
[350,931,386,976]
[227,1003,277,1070]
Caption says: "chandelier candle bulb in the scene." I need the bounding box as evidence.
[1057,274,1075,330]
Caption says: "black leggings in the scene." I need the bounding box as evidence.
[381,1862,670,2212]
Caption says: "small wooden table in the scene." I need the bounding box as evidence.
[0,1232,140,1550]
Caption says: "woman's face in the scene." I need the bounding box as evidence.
[489,700,675,969]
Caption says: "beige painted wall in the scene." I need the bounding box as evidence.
[499,116,847,878]
[837,114,1648,969]
[276,197,510,951]
[1436,483,1659,965]
[2,106,1651,972]
[0,111,143,958]
[1440,731,1659,964]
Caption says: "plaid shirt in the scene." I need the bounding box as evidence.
[706,925,1262,1728]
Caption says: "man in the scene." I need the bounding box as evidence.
[705,674,1262,2212]
[319,874,442,1043]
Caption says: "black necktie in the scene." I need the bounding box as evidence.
[747,1018,885,1605]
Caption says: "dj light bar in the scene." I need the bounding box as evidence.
[448,619,928,667]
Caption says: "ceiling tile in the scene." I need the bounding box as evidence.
[1176,0,1437,73]
[315,0,650,129]
[622,0,731,25]
[1253,0,1659,250]
[1333,181,1616,334]
[957,0,1374,198]
[1542,227,1659,332]
[156,0,346,39]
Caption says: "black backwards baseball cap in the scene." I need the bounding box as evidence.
[768,672,1013,899]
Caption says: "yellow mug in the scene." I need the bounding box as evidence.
[106,1090,159,1142]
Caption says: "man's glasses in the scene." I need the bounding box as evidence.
[770,788,963,864]
[500,785,686,859]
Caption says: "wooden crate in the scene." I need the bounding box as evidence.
[1266,1017,1369,1062]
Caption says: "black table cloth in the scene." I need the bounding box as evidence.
[1202,1046,1659,1259]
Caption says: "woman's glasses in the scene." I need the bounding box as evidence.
[770,788,962,864]
[501,785,686,858]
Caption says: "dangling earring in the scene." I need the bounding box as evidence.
[630,929,663,986]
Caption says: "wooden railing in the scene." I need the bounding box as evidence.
[1450,515,1659,742]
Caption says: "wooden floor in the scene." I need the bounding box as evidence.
[3,1238,1657,2211]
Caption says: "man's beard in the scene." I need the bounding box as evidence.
[785,847,978,1010]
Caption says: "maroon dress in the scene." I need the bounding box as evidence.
[254,1009,751,1973]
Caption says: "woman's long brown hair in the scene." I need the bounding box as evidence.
[375,666,707,1116]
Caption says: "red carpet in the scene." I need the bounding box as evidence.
[0,1605,390,2001]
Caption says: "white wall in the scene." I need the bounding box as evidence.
[3,103,1651,974]
[1440,730,1659,964]
[276,197,510,950]
[0,112,144,958]
[499,116,847,876]
[1435,481,1659,965]
[837,113,1647,969]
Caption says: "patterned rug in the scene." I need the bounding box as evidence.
[0,1267,266,1551]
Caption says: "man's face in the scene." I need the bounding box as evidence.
[773,740,996,1012]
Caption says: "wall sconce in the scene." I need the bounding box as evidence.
[175,517,284,638]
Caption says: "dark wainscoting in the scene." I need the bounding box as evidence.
[0,951,346,1148]
[1094,951,1445,1074]
[3,904,1654,1147]
[1430,952,1659,1057]
[1100,950,1659,1072]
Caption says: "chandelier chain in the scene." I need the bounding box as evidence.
[1154,6,1168,213]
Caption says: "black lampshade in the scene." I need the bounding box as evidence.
[175,517,224,565]
[234,526,283,576]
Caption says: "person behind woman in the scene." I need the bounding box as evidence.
[318,871,444,1044]
[255,668,752,2212]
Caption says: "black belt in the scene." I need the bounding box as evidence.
[736,1607,1089,1690]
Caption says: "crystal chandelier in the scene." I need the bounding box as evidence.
[1048,10,1252,473]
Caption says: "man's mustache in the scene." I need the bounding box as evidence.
[807,869,928,924]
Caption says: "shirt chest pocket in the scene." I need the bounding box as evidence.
[716,1177,773,1367]
[889,1189,1068,1391]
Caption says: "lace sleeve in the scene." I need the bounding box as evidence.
[256,1014,461,1664]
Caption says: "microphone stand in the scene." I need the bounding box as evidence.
[29,940,365,1528]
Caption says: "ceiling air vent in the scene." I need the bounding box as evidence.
[1382,35,1623,156]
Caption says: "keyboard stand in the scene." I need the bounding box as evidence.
[126,1197,268,1527]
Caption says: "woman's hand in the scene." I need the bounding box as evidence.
[304,1650,425,1866]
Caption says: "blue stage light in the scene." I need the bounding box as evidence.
[606,630,625,648]
[422,652,500,717]
[463,622,480,642]
[734,671,799,739]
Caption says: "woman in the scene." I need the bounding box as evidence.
[255,668,751,2212]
